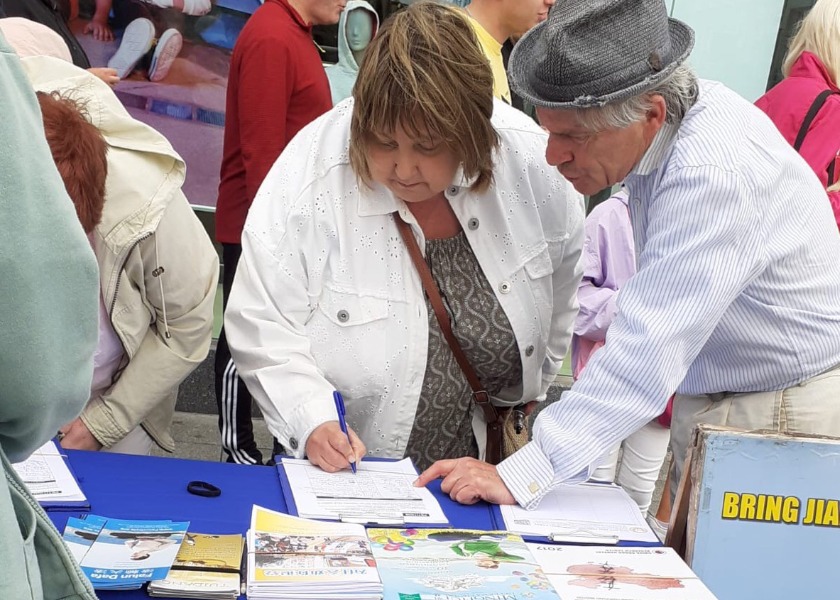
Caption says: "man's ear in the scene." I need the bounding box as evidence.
[647,94,668,128]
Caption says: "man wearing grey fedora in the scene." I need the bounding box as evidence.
[417,0,840,510]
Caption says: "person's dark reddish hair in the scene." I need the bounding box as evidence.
[36,91,108,233]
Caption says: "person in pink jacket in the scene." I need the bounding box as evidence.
[756,0,840,227]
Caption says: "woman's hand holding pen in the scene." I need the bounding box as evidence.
[306,422,367,473]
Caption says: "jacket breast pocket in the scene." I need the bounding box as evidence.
[318,287,390,327]
[310,287,396,390]
[519,246,554,341]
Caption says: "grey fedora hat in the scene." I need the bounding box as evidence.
[509,0,695,110]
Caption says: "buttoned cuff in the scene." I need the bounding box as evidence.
[496,441,556,509]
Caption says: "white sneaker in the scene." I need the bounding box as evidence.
[148,28,183,82]
[647,513,669,543]
[142,0,212,16]
[108,18,155,79]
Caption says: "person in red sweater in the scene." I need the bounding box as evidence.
[756,0,840,228]
[215,0,343,465]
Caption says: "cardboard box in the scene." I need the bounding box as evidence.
[679,424,840,599]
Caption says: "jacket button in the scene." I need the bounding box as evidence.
[499,281,511,294]
[468,217,480,230]
[337,309,349,323]
[288,437,299,450]
[525,345,534,357]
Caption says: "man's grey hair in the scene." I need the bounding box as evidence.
[574,64,699,131]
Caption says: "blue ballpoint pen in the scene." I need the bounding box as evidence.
[333,390,357,474]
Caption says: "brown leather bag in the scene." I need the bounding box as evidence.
[395,212,524,465]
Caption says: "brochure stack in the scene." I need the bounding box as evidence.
[246,505,383,600]
[148,533,244,599]
[62,516,189,591]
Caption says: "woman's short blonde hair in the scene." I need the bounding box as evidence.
[350,1,498,193]
[783,0,840,85]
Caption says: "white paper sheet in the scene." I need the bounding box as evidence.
[500,482,658,544]
[12,440,87,504]
[279,458,449,525]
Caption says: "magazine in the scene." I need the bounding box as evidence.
[247,504,382,599]
[147,533,244,599]
[79,518,189,590]
[368,528,560,600]
[527,544,719,599]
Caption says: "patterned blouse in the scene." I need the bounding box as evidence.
[404,232,522,471]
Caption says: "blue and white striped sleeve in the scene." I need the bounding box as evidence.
[498,165,764,508]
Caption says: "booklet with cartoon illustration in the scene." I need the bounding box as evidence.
[527,544,719,599]
[368,528,560,600]
[77,518,190,590]
[147,533,244,599]
[246,504,382,600]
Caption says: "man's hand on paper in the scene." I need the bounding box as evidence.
[415,457,517,506]
[306,421,367,473]
[58,418,103,451]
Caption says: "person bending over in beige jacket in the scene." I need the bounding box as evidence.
[30,56,218,455]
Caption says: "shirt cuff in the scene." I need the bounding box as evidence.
[496,441,556,509]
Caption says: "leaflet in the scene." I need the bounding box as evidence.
[369,528,560,600]
[147,532,244,600]
[527,544,719,599]
[62,515,108,563]
[247,505,382,599]
[279,457,449,525]
[79,518,189,590]
[499,482,658,544]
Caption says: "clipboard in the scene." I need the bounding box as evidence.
[13,439,91,511]
[488,482,661,547]
[275,455,453,528]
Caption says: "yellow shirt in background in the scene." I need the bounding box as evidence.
[466,15,511,104]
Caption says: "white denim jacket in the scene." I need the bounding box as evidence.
[226,99,584,459]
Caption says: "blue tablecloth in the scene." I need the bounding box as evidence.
[50,450,496,599]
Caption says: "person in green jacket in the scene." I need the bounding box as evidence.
[0,30,99,600]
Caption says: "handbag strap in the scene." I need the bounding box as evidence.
[793,90,839,152]
[393,212,499,426]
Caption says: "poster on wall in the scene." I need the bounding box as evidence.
[65,0,264,208]
[685,425,840,600]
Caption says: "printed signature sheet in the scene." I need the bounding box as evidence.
[280,458,449,525]
[12,440,87,503]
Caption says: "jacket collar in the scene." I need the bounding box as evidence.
[272,0,313,32]
[790,51,839,92]
[632,121,677,177]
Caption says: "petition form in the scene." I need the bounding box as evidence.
[279,458,450,525]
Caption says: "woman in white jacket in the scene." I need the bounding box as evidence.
[226,2,584,472]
